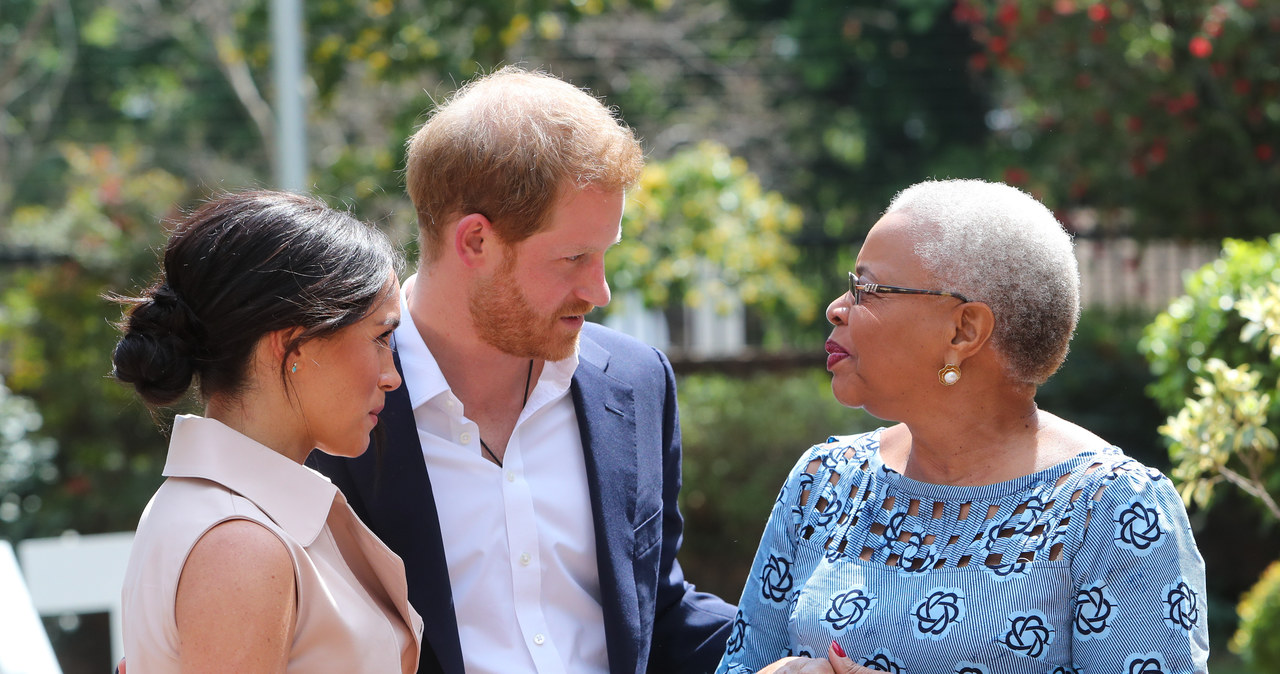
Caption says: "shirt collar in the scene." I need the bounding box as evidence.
[396,274,580,412]
[162,415,337,546]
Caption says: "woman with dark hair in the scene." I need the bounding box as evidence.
[113,190,422,673]
[717,179,1207,673]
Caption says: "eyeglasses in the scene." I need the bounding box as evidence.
[847,271,971,306]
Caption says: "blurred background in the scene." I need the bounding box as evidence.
[2,0,1279,671]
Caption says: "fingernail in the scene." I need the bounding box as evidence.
[831,640,847,658]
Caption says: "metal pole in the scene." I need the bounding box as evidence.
[271,0,306,191]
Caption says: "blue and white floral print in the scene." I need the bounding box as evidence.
[912,587,966,640]
[1073,581,1116,641]
[1001,609,1056,659]
[823,588,877,631]
[715,430,1209,674]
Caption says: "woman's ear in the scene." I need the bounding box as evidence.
[263,326,306,373]
[949,301,996,360]
[453,213,494,269]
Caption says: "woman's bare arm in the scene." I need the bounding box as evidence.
[175,519,296,673]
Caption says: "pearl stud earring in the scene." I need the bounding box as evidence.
[938,364,961,386]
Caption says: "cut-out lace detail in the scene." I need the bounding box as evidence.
[790,433,1138,574]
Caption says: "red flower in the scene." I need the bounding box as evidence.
[969,53,989,72]
[953,0,984,24]
[990,35,1009,55]
[1189,36,1212,58]
[997,2,1020,28]
[1091,26,1107,44]
[1004,167,1030,185]
[1234,79,1251,95]
[1149,140,1167,165]
[1088,3,1109,22]
[1126,116,1143,132]
[1257,145,1274,161]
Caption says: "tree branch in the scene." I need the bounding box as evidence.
[188,0,277,160]
[1219,465,1280,522]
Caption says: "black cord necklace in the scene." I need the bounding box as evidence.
[479,359,533,468]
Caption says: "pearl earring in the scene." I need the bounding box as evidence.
[938,364,961,386]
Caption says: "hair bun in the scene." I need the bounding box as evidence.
[110,284,205,406]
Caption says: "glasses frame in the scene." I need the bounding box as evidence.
[848,271,971,305]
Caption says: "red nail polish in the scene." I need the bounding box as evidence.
[831,640,847,658]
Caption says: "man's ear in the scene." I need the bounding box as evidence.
[454,213,495,269]
[948,301,996,361]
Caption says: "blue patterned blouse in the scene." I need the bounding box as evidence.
[716,429,1209,674]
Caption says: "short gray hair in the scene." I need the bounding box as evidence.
[885,179,1079,385]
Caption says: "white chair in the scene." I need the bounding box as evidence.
[0,540,62,674]
[17,532,134,671]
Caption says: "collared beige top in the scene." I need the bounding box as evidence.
[122,415,423,673]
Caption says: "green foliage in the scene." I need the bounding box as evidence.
[610,141,817,327]
[1160,359,1278,516]
[1141,235,1280,519]
[676,368,877,599]
[1232,559,1280,671]
[0,376,57,524]
[957,0,1280,239]
[1143,236,1280,415]
[0,0,655,230]
[721,0,991,241]
[0,144,189,541]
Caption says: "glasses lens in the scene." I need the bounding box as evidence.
[848,272,859,305]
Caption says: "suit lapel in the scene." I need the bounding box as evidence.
[573,334,642,674]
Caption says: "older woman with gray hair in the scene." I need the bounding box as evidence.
[717,179,1208,674]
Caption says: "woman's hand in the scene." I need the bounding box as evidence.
[755,641,885,673]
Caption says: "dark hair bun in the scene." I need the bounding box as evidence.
[112,190,399,406]
[111,284,204,406]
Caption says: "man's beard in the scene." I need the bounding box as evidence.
[468,257,594,362]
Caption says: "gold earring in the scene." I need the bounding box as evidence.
[938,364,961,386]
[290,362,298,374]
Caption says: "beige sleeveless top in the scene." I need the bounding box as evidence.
[122,415,423,673]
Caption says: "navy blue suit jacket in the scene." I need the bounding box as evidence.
[309,323,735,674]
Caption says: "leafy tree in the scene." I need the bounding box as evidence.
[1141,235,1280,520]
[1232,559,1280,672]
[0,0,659,226]
[611,141,817,338]
[0,144,189,541]
[714,0,992,244]
[955,0,1280,239]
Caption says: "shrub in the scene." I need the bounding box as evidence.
[676,368,876,599]
[1232,559,1280,672]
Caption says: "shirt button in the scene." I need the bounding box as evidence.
[533,633,545,646]
[506,470,516,482]
[519,552,531,566]
[459,432,471,444]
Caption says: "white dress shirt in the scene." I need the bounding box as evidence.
[395,280,609,674]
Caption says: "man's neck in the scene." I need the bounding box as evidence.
[405,271,542,421]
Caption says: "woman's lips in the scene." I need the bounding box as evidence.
[825,339,850,370]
